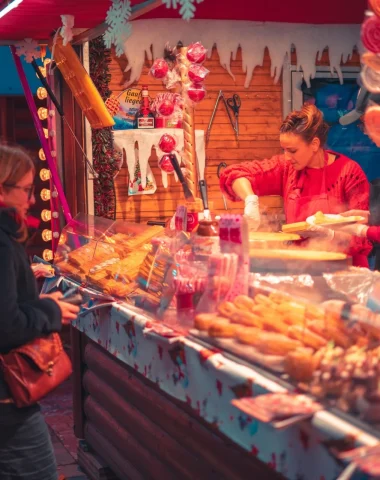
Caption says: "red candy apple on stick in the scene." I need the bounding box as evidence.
[187,83,206,103]
[159,154,175,173]
[158,133,177,153]
[186,42,207,64]
[150,58,169,79]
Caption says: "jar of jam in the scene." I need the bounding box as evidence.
[192,219,220,259]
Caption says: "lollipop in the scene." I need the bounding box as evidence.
[159,154,175,173]
[187,84,206,103]
[361,65,380,93]
[364,105,380,146]
[150,58,169,79]
[362,52,380,73]
[158,133,176,153]
[361,15,380,54]
[186,42,207,64]
[369,0,380,18]
[188,64,209,84]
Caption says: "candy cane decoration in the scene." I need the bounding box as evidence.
[177,45,198,200]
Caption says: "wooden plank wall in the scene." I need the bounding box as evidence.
[109,47,360,224]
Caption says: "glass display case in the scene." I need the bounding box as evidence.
[54,213,165,296]
[54,213,380,430]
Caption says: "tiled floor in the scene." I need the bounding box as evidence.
[40,378,89,480]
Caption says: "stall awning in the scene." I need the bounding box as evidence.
[0,0,367,42]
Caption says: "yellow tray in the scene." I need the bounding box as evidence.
[249,249,347,261]
[249,232,301,242]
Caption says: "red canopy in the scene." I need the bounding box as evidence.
[0,0,367,42]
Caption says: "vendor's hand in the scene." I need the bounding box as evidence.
[40,292,80,324]
[340,210,369,224]
[296,224,335,240]
[331,223,369,237]
[244,194,260,231]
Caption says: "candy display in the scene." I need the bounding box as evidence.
[52,210,380,453]
[54,216,164,299]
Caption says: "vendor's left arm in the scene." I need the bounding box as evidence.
[343,162,373,259]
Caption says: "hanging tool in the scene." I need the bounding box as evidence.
[227,93,241,143]
[206,90,236,145]
[217,162,228,211]
[169,153,195,202]
[31,57,98,179]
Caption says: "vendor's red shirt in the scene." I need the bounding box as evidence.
[220,151,372,266]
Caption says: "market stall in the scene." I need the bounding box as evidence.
[4,0,380,479]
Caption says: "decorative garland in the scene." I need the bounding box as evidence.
[89,36,119,219]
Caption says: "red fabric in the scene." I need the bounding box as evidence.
[220,151,372,266]
[26,216,40,229]
[0,0,366,41]
[367,226,380,243]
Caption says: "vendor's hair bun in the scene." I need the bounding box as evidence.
[280,103,329,146]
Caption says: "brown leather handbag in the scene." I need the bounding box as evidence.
[0,333,72,408]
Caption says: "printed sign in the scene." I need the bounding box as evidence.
[113,88,143,130]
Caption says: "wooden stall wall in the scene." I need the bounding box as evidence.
[109,46,283,224]
[109,47,360,224]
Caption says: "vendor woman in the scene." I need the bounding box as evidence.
[219,104,372,267]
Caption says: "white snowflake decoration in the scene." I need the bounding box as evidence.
[162,0,204,21]
[15,38,40,63]
[104,0,132,57]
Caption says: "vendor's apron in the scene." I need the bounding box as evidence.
[285,152,368,267]
[286,151,331,224]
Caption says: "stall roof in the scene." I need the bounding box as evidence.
[0,0,367,42]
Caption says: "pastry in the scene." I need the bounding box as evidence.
[103,280,135,298]
[233,295,255,311]
[236,328,302,356]
[276,301,306,325]
[195,313,224,331]
[307,321,351,348]
[284,348,317,382]
[268,291,292,304]
[229,310,263,328]
[217,301,239,318]
[287,325,327,350]
[260,315,289,336]
[208,320,238,338]
[254,294,275,308]
[282,221,310,233]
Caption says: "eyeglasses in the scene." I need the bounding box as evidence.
[3,184,35,200]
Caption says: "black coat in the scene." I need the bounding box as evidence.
[0,206,61,400]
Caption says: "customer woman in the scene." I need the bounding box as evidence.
[0,144,79,480]
[219,104,372,267]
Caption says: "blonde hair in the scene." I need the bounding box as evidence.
[0,144,35,241]
[280,104,329,146]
